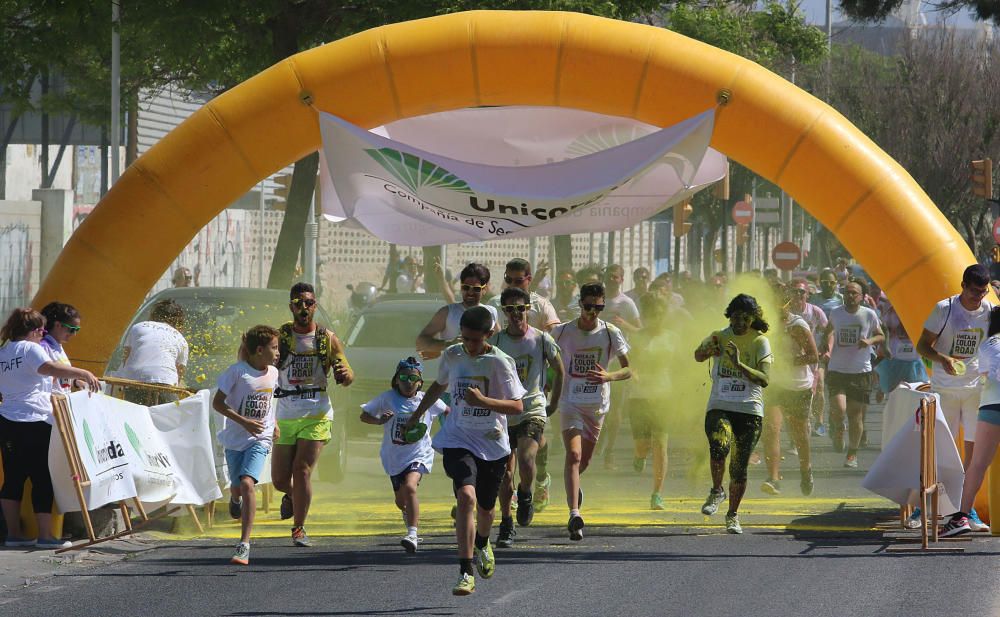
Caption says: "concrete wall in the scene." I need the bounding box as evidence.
[0,200,42,315]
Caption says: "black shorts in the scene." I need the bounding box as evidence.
[769,389,813,420]
[389,462,425,492]
[508,416,546,449]
[826,371,873,403]
[629,399,669,440]
[442,448,508,511]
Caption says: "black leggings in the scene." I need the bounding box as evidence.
[704,409,763,484]
[0,416,55,513]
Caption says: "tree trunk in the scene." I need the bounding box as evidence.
[554,235,573,278]
[267,152,319,290]
[702,226,718,282]
[960,217,978,257]
[126,90,139,167]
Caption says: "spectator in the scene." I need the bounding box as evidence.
[396,256,425,293]
[120,299,189,405]
[0,308,100,549]
[38,302,83,393]
[552,271,579,322]
[172,267,193,288]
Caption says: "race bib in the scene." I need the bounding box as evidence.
[391,414,408,445]
[514,355,532,385]
[454,378,496,430]
[714,377,750,401]
[567,378,604,405]
[837,326,861,347]
[951,329,982,359]
[570,349,601,378]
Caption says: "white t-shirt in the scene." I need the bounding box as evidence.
[0,340,53,424]
[439,303,500,342]
[924,295,993,388]
[121,321,189,385]
[489,292,559,331]
[828,306,881,374]
[40,335,72,393]
[604,292,641,327]
[773,315,814,391]
[361,390,447,476]
[489,327,559,424]
[431,344,526,461]
[976,336,1000,406]
[552,320,630,415]
[277,328,333,421]
[702,327,773,416]
[216,361,278,452]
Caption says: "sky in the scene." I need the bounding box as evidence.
[797,0,983,27]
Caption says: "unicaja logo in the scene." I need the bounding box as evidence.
[365,147,473,195]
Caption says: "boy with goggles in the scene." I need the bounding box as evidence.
[417,263,499,360]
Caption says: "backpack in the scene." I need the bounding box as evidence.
[278,322,331,374]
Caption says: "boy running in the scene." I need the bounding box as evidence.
[489,287,564,548]
[552,282,631,541]
[359,357,448,553]
[213,325,281,565]
[403,307,526,596]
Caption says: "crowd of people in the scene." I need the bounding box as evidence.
[1,256,998,597]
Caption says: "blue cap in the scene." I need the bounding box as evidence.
[397,356,423,374]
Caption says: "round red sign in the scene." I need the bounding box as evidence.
[732,201,752,225]
[771,241,801,271]
[992,217,1000,244]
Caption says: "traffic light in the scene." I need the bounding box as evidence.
[971,159,993,199]
[736,223,748,246]
[673,200,693,237]
[993,244,1000,264]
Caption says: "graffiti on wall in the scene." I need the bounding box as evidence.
[0,224,34,315]
[153,209,251,294]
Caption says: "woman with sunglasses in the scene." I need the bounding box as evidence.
[0,308,101,549]
[359,357,448,553]
[38,302,83,393]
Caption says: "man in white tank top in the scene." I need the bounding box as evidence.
[417,263,498,359]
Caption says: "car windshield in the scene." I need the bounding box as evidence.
[348,312,426,348]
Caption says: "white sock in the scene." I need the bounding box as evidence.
[570,508,580,518]
[407,526,418,537]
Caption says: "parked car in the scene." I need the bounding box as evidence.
[105,287,350,482]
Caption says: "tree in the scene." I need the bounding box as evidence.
[838,0,1000,26]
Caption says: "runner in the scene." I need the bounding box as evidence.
[271,282,354,547]
[875,301,927,395]
[552,271,580,323]
[489,287,564,548]
[402,306,526,595]
[359,357,448,553]
[822,281,883,468]
[694,294,772,534]
[788,278,830,436]
[489,258,560,332]
[597,265,641,470]
[552,282,631,541]
[763,298,819,496]
[416,263,499,359]
[625,267,651,306]
[916,263,993,532]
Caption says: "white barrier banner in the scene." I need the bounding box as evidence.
[319,106,725,245]
[149,390,223,506]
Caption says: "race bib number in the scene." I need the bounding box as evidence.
[567,378,604,405]
[714,377,750,401]
[391,414,408,445]
[242,389,273,420]
[898,341,914,355]
[454,378,495,429]
[837,326,861,347]
[951,329,982,359]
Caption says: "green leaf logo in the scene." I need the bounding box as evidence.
[124,422,143,458]
[365,147,473,195]
[83,419,96,465]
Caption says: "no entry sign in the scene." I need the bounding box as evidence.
[992,217,1000,244]
[732,201,753,225]
[772,241,801,271]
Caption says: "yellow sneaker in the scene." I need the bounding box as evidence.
[452,573,476,596]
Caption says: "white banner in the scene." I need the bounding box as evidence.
[319,106,726,245]
[149,390,223,506]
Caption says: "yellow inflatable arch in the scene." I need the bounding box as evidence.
[33,11,993,514]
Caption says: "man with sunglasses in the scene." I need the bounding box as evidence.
[916,263,994,531]
[417,263,499,360]
[489,258,560,333]
[552,282,631,541]
[272,282,354,548]
[488,287,564,548]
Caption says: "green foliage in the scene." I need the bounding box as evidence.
[839,0,1000,26]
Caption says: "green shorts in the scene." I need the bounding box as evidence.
[275,417,332,445]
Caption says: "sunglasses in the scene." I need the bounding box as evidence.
[461,284,485,293]
[396,374,422,383]
[60,322,81,333]
[581,303,605,312]
[461,334,487,342]
[504,275,527,286]
[501,304,530,314]
[291,298,317,308]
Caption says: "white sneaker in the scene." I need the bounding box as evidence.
[968,509,990,532]
[904,508,923,530]
[400,534,419,553]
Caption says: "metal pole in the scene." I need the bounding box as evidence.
[258,180,265,288]
[749,179,758,271]
[111,0,121,184]
[304,191,318,287]
[529,236,537,270]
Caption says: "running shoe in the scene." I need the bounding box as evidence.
[787,443,799,457]
[534,473,551,512]
[568,513,585,541]
[452,573,476,596]
[814,423,827,438]
[291,526,312,547]
[4,536,35,548]
[231,542,250,565]
[761,479,781,495]
[497,518,516,548]
[280,493,293,520]
[725,513,743,534]
[844,454,859,469]
[939,515,971,538]
[229,498,242,520]
[904,508,923,530]
[516,488,534,527]
[968,508,990,532]
[650,492,665,511]
[401,533,420,553]
[701,488,726,516]
[633,456,646,473]
[474,540,495,578]
[749,451,762,465]
[33,538,72,550]
[800,469,814,496]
